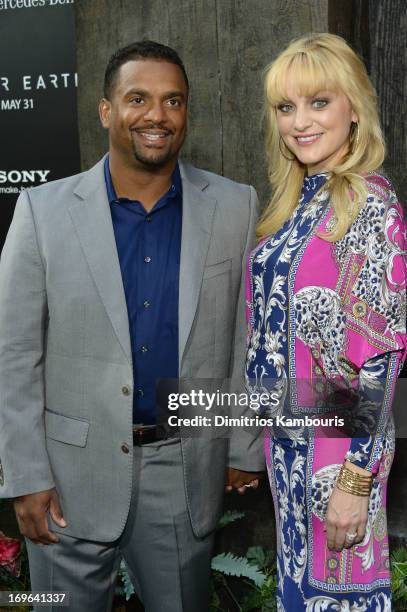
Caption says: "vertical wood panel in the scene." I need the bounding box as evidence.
[328,0,406,204]
[368,0,407,203]
[328,0,370,67]
[215,0,328,198]
[310,0,329,32]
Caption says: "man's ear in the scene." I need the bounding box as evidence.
[99,98,111,129]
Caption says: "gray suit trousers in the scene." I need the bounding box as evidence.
[26,438,214,612]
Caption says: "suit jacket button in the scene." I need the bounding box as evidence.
[121,443,130,454]
[121,385,131,396]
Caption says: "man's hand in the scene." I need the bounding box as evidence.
[225,467,264,494]
[13,488,67,545]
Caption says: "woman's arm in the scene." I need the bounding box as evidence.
[324,351,399,552]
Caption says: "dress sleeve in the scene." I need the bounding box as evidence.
[245,253,253,331]
[344,351,401,472]
[340,176,406,472]
[340,179,406,370]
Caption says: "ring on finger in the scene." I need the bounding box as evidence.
[345,531,357,541]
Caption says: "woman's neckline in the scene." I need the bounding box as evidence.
[304,171,331,179]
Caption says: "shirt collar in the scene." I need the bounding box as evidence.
[104,155,181,206]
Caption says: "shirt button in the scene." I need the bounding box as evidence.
[144,256,152,263]
[143,300,150,308]
[141,345,148,353]
[145,216,152,222]
[137,388,144,397]
[121,385,131,396]
[121,443,130,454]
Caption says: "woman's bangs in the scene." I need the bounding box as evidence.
[267,52,339,105]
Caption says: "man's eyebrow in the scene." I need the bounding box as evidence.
[163,90,187,100]
[124,88,149,97]
[123,88,186,100]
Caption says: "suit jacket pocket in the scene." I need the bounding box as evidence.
[44,409,89,447]
[203,258,232,280]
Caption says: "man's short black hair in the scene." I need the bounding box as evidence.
[104,40,189,99]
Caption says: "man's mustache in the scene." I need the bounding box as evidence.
[131,125,173,135]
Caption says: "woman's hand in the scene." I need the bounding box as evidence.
[324,461,371,552]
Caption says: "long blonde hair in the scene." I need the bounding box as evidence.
[257,33,385,242]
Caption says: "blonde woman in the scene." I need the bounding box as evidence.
[245,34,406,610]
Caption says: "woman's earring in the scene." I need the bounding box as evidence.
[279,136,296,161]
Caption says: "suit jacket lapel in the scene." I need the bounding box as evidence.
[178,161,217,367]
[69,157,132,366]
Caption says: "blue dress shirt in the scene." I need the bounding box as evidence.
[104,156,182,425]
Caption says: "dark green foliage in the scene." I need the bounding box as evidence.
[392,548,407,610]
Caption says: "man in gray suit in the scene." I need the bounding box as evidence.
[0,41,263,611]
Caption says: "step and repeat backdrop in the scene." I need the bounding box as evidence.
[0,0,80,248]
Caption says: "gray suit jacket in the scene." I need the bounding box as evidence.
[0,156,263,540]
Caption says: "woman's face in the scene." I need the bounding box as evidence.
[276,72,358,174]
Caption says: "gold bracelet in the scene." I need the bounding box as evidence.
[340,464,372,483]
[336,465,372,496]
[336,464,373,497]
[337,469,372,489]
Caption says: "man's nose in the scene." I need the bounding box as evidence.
[143,101,166,124]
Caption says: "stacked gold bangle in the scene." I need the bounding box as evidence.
[336,464,373,497]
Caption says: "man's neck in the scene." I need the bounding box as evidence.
[108,154,177,212]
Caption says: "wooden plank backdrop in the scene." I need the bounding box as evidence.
[368,0,406,202]
[329,0,407,204]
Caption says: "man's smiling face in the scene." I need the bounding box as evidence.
[100,59,188,170]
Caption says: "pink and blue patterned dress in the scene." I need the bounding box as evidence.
[245,173,407,611]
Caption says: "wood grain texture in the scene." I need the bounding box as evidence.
[328,0,406,204]
[214,0,329,200]
[368,0,407,203]
[310,0,329,33]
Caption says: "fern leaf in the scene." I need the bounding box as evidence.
[118,559,136,601]
[211,553,266,587]
[392,549,407,564]
[217,510,246,529]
